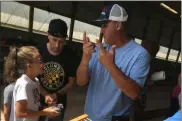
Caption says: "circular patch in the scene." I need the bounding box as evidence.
[39,62,65,93]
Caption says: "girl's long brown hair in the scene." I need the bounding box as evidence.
[3,46,38,83]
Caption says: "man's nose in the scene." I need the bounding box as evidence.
[55,42,60,48]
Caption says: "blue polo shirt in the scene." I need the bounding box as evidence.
[84,40,150,121]
[164,110,181,121]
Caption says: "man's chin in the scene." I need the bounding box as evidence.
[52,49,61,54]
[104,40,111,45]
[50,47,63,55]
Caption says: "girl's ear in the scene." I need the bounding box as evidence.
[27,64,32,69]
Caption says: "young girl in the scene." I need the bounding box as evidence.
[8,46,59,121]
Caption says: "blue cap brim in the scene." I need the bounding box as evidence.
[92,18,109,25]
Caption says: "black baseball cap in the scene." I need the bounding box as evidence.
[48,19,68,38]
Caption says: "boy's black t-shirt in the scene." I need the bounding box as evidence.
[36,41,78,107]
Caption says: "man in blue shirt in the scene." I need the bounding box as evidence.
[164,111,181,121]
[77,4,150,121]
[164,93,181,121]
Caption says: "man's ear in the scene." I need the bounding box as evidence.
[116,22,122,31]
[47,32,51,38]
[47,34,51,42]
[48,33,50,39]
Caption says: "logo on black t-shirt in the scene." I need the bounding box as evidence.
[40,62,65,92]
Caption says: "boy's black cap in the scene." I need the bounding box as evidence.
[48,19,68,38]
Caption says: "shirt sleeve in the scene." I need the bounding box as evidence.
[129,51,150,87]
[3,86,13,105]
[15,84,28,101]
